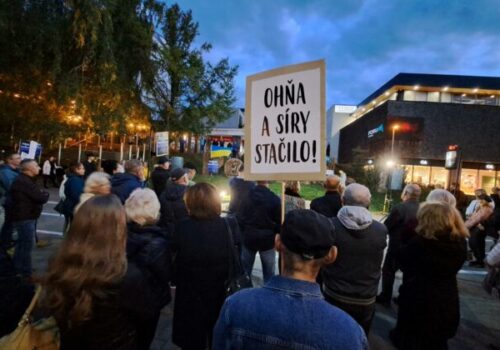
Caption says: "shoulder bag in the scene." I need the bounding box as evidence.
[0,285,60,349]
[223,217,252,297]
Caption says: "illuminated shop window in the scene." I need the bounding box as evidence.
[430,167,449,188]
[412,166,430,185]
[479,170,497,192]
[460,169,478,195]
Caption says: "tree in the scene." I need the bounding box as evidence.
[149,3,237,134]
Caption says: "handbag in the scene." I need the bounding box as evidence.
[223,217,252,297]
[483,266,500,298]
[0,285,60,350]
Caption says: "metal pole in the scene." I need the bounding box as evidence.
[78,143,82,163]
[98,145,103,170]
[142,143,146,162]
[58,143,62,164]
[129,145,132,160]
[120,142,124,162]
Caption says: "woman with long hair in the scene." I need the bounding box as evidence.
[43,195,156,350]
[74,172,111,213]
[284,181,306,214]
[172,183,241,350]
[125,188,172,349]
[390,201,468,350]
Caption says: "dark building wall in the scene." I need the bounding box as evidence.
[339,100,500,163]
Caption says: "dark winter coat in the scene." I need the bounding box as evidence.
[58,262,158,350]
[385,199,420,248]
[63,174,85,218]
[159,183,188,234]
[83,160,96,178]
[172,216,241,349]
[10,174,49,222]
[111,173,144,204]
[0,165,19,206]
[151,167,170,198]
[237,185,281,251]
[310,191,342,218]
[228,177,255,215]
[322,206,387,301]
[395,234,467,348]
[126,222,172,309]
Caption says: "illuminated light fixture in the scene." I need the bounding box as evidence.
[442,86,449,91]
[361,107,366,112]
[46,82,52,87]
[386,160,396,168]
[461,93,466,97]
[413,85,420,90]
[393,124,400,130]
[219,190,227,198]
[486,164,495,170]
[367,159,374,165]
[13,93,20,98]
[420,160,428,165]
[491,95,495,98]
[0,90,3,94]
[473,88,478,93]
[71,100,76,104]
[371,100,376,105]
[384,91,390,96]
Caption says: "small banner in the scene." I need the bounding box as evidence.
[211,145,232,158]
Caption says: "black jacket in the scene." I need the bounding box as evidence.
[172,216,240,349]
[228,177,256,215]
[322,208,387,301]
[59,262,158,350]
[237,185,281,251]
[310,191,342,218]
[10,174,49,222]
[395,234,467,346]
[151,167,170,198]
[385,199,420,249]
[83,160,96,178]
[126,223,172,309]
[159,183,188,234]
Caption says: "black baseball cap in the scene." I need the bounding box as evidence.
[157,156,170,164]
[281,210,336,260]
[170,167,187,181]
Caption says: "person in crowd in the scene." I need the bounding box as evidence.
[390,201,468,349]
[377,184,421,306]
[237,181,281,283]
[159,167,189,233]
[42,155,59,188]
[427,188,457,207]
[151,156,171,198]
[82,152,97,178]
[184,162,197,186]
[62,162,85,230]
[111,159,145,203]
[284,181,306,214]
[43,195,158,349]
[322,183,387,334]
[10,159,49,277]
[486,240,500,267]
[0,245,34,337]
[227,160,255,217]
[490,187,500,241]
[101,159,119,177]
[466,188,490,219]
[449,182,467,217]
[213,209,367,350]
[74,172,111,213]
[310,175,343,218]
[125,188,172,349]
[465,194,495,267]
[0,153,21,247]
[172,183,241,349]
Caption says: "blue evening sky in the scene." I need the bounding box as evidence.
[173,0,500,108]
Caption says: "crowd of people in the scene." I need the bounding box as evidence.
[0,153,499,349]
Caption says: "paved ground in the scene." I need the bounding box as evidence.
[28,188,500,349]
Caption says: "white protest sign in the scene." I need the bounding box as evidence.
[155,131,169,156]
[244,60,326,181]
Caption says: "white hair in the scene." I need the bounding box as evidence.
[426,189,456,208]
[342,183,371,208]
[125,188,160,226]
[84,172,110,194]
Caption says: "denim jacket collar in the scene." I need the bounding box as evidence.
[264,275,323,298]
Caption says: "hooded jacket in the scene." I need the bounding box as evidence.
[322,206,387,302]
[159,183,188,234]
[237,185,281,251]
[111,173,143,204]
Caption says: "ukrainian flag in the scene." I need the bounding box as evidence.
[211,145,232,158]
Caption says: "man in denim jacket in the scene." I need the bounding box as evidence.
[213,209,368,350]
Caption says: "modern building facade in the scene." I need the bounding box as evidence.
[337,73,500,194]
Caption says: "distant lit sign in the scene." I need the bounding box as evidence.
[368,124,384,138]
[334,105,357,113]
[445,145,460,169]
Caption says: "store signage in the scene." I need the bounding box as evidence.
[445,145,459,169]
[368,124,384,138]
[244,60,326,181]
[334,105,356,113]
[20,140,42,160]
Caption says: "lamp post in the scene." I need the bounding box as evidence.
[383,124,400,212]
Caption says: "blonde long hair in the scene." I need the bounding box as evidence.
[416,201,469,241]
[43,195,127,327]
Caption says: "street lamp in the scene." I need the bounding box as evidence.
[384,124,400,212]
[390,124,400,159]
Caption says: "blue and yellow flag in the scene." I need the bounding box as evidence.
[211,145,232,158]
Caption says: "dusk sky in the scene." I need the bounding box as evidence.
[173,0,500,108]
